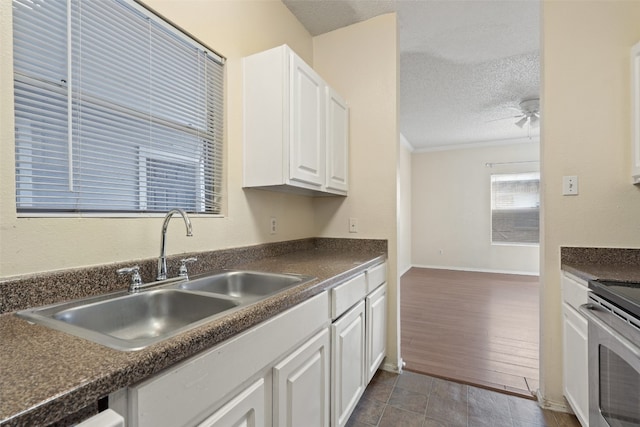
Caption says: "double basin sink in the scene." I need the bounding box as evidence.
[17,270,315,351]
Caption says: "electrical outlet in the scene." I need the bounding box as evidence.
[349,217,358,233]
[270,217,277,234]
[562,176,579,195]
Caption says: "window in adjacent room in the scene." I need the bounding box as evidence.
[491,172,540,244]
[12,0,224,215]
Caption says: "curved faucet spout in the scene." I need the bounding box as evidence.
[157,209,193,280]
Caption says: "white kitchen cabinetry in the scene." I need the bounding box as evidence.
[197,379,266,427]
[331,300,366,427]
[330,262,387,427]
[109,262,387,427]
[289,53,325,188]
[366,283,387,383]
[325,87,349,194]
[561,271,589,427]
[273,328,330,427]
[119,292,330,427]
[243,44,348,196]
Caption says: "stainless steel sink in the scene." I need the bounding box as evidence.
[178,271,314,303]
[16,270,315,351]
[18,289,240,351]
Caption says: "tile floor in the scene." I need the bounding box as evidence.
[347,370,581,427]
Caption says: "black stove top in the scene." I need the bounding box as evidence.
[589,279,640,318]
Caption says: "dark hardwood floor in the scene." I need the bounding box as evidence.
[400,267,540,398]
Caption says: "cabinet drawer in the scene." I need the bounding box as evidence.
[561,272,589,311]
[331,273,366,320]
[366,262,387,293]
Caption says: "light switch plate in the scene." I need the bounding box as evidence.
[349,217,358,233]
[562,176,579,195]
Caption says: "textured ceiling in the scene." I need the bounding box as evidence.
[282,0,541,151]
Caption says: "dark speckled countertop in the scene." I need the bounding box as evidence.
[561,247,640,283]
[0,239,386,427]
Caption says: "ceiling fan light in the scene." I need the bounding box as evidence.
[530,115,540,127]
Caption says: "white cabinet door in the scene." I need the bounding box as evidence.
[273,328,330,427]
[561,272,589,427]
[331,301,366,427]
[289,52,325,188]
[366,283,387,383]
[325,87,348,194]
[563,303,589,427]
[197,379,267,427]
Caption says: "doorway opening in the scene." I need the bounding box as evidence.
[400,268,539,398]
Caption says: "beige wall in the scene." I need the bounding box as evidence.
[398,135,413,276]
[0,0,317,277]
[540,0,640,407]
[2,1,402,368]
[312,14,401,369]
[412,142,540,275]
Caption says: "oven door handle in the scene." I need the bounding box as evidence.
[579,303,640,358]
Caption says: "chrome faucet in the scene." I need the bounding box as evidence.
[157,209,193,281]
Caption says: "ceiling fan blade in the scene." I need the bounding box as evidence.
[487,114,524,123]
[515,116,529,128]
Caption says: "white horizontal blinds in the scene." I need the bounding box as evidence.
[491,173,540,244]
[14,0,70,209]
[13,0,224,214]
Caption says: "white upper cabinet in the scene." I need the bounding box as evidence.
[290,53,325,188]
[325,87,349,195]
[243,45,348,196]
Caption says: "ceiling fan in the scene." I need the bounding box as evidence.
[513,98,540,130]
[490,98,540,138]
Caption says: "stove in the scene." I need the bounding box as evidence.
[588,279,640,319]
[584,279,640,427]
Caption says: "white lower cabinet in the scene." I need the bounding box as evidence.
[366,283,387,383]
[328,262,388,427]
[110,262,388,427]
[197,379,267,427]
[118,292,329,427]
[561,272,589,427]
[331,301,366,427]
[273,328,330,427]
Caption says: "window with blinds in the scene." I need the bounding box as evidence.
[491,172,540,244]
[12,0,224,214]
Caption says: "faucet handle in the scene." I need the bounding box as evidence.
[179,257,198,279]
[117,265,143,292]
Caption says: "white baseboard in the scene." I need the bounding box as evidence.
[536,390,572,413]
[399,265,412,277]
[381,357,404,374]
[410,264,539,277]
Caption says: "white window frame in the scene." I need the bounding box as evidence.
[490,172,540,246]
